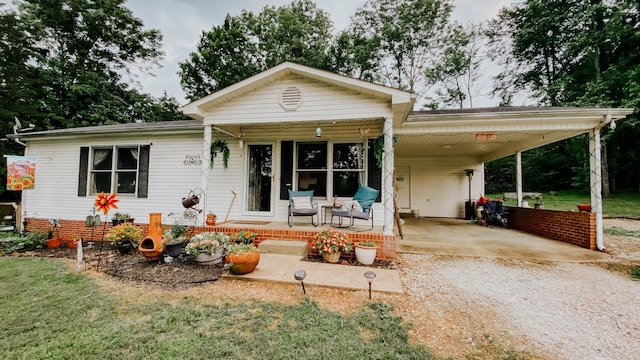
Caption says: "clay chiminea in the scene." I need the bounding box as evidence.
[138,212,166,261]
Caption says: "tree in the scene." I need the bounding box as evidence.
[345,0,454,93]
[179,0,334,101]
[12,0,180,128]
[487,0,640,193]
[423,23,484,109]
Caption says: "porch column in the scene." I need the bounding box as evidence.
[200,124,212,218]
[589,128,604,250]
[516,151,523,207]
[383,117,394,235]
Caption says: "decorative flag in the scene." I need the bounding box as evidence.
[6,156,36,190]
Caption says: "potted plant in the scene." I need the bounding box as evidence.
[67,235,81,249]
[105,222,143,254]
[186,231,229,265]
[354,241,377,265]
[205,211,217,226]
[230,229,257,244]
[312,228,352,263]
[210,139,230,169]
[163,222,189,257]
[111,212,134,226]
[225,242,261,275]
[45,218,61,248]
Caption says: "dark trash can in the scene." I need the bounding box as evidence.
[465,201,476,220]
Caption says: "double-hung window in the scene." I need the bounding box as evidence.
[78,145,150,198]
[332,143,365,197]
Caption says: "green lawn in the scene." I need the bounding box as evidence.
[0,258,436,360]
[487,189,640,218]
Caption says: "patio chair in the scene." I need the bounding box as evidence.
[288,190,319,227]
[330,185,380,231]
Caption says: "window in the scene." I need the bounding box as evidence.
[294,141,366,198]
[296,142,327,197]
[332,143,365,197]
[78,145,150,197]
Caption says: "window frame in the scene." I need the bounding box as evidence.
[88,145,141,196]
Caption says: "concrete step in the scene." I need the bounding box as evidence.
[258,239,308,258]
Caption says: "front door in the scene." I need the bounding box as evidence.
[246,144,273,214]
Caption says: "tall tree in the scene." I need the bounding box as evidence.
[345,0,454,93]
[12,0,181,128]
[487,0,640,193]
[179,0,334,101]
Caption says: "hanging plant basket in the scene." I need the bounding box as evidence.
[210,139,230,169]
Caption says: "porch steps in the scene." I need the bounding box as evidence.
[258,239,308,258]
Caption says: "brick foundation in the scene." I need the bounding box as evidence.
[505,207,596,249]
[25,218,397,259]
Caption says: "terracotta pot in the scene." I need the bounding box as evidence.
[354,244,377,265]
[577,204,591,212]
[67,239,78,249]
[322,251,341,263]
[206,215,217,226]
[46,238,60,249]
[225,252,260,275]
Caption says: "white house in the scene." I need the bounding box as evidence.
[9,62,634,257]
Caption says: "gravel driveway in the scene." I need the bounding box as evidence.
[397,218,640,359]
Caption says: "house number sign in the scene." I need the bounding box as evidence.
[183,154,202,166]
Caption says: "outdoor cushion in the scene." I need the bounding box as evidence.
[292,196,313,209]
[352,185,379,212]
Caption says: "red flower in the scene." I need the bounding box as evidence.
[95,192,119,215]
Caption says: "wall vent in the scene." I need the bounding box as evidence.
[279,86,303,111]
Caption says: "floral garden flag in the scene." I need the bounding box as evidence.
[6,156,36,190]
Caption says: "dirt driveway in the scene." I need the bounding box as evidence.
[93,218,640,360]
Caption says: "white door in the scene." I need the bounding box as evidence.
[395,166,411,209]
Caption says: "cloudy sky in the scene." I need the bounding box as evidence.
[125,0,516,107]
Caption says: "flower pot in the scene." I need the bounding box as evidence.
[322,251,341,263]
[165,240,185,257]
[114,241,134,254]
[46,238,60,249]
[577,204,591,212]
[194,247,224,265]
[67,239,78,249]
[225,252,260,275]
[205,215,217,226]
[354,244,377,265]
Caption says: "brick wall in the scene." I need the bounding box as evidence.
[25,217,397,259]
[506,207,596,249]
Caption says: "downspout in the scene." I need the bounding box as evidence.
[382,117,394,235]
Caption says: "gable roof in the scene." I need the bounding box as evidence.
[180,61,416,122]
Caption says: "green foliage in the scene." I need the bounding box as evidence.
[179,0,334,101]
[210,139,230,169]
[225,243,259,255]
[631,266,640,280]
[1,232,47,253]
[0,259,438,359]
[1,0,183,133]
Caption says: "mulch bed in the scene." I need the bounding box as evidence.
[5,243,396,286]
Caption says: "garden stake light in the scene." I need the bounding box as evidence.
[364,271,376,300]
[294,269,307,294]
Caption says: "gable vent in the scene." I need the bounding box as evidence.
[279,86,303,111]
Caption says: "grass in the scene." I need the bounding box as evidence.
[487,189,640,218]
[0,257,435,360]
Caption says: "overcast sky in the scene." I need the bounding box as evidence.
[125,0,516,107]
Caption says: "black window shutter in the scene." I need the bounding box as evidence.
[137,145,150,198]
[280,141,293,200]
[367,139,382,202]
[77,147,89,197]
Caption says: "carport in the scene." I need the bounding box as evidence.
[395,217,609,261]
[392,107,634,250]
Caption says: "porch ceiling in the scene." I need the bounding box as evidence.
[394,107,634,162]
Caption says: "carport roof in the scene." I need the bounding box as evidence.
[395,106,634,162]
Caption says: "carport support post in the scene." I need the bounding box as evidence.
[516,151,523,207]
[383,117,394,235]
[200,124,212,221]
[589,127,604,250]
